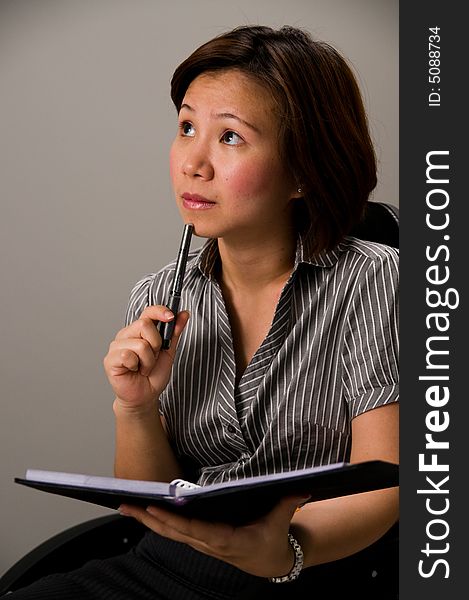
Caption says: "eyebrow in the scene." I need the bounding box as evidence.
[180,103,260,133]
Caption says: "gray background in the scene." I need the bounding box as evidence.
[0,0,398,575]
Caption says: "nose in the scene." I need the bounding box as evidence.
[182,141,214,180]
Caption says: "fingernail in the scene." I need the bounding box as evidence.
[164,310,174,320]
[118,505,131,516]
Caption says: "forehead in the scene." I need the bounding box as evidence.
[182,69,276,120]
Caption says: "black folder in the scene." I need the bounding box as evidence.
[16,460,398,525]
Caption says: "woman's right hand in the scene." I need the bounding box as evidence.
[103,306,190,412]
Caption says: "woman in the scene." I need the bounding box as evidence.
[7,25,398,599]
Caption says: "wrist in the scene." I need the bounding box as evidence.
[113,397,160,419]
[269,533,304,584]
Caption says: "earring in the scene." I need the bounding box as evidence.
[297,187,303,194]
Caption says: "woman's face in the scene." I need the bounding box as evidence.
[170,69,299,242]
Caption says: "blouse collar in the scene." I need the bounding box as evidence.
[192,234,342,280]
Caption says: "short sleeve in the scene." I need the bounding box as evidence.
[342,246,399,418]
[124,270,173,326]
[124,274,154,326]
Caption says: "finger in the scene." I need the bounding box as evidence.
[121,505,254,568]
[148,505,240,559]
[107,338,157,377]
[115,306,174,342]
[119,504,200,547]
[136,316,164,355]
[104,348,140,375]
[145,504,217,538]
[141,305,176,326]
[119,504,148,519]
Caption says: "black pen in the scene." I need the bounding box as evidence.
[158,223,194,349]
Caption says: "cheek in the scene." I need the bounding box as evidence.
[224,160,274,199]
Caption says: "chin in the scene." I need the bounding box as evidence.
[190,226,218,240]
[177,214,219,240]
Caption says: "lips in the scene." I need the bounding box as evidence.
[181,193,216,210]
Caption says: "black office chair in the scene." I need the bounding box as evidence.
[351,200,399,248]
[0,200,399,596]
[0,514,147,595]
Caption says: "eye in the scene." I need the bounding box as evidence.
[221,130,243,146]
[179,121,195,137]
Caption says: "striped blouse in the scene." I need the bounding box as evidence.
[125,235,399,486]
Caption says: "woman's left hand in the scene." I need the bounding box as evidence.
[119,495,307,578]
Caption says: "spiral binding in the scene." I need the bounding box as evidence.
[169,478,201,495]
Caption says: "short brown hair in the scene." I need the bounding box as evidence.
[171,25,377,253]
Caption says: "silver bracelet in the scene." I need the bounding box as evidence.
[269,533,304,583]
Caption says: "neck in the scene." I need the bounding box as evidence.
[217,227,297,292]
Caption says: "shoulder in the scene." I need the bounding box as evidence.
[307,236,398,272]
[340,236,399,264]
[333,237,399,282]
[307,238,398,287]
[306,238,399,312]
